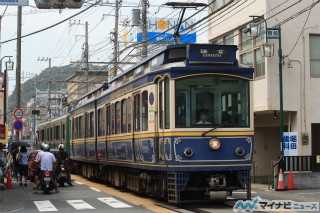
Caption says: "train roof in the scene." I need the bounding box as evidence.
[70,44,252,111]
[108,43,240,84]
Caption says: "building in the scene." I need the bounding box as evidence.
[207,0,320,186]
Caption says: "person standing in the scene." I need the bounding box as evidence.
[18,146,28,186]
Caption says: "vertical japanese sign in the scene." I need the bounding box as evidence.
[283,132,298,156]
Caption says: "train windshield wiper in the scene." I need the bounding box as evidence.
[202,125,220,137]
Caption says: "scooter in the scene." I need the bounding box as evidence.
[40,171,54,193]
[57,164,68,187]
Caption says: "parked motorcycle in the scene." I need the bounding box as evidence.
[57,164,68,187]
[40,171,54,193]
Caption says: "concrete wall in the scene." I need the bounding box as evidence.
[282,172,320,189]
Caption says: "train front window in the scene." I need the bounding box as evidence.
[175,76,249,128]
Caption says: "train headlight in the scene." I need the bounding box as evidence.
[235,147,245,157]
[184,148,194,157]
[209,138,220,150]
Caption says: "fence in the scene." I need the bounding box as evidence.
[283,155,320,172]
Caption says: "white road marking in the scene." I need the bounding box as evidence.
[74,181,83,185]
[89,187,101,192]
[67,200,95,210]
[232,191,256,194]
[34,200,58,212]
[97,197,132,208]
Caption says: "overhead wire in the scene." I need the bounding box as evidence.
[0,0,103,45]
[7,0,319,98]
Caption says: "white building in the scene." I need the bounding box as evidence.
[207,0,320,183]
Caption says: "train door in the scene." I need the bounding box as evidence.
[158,77,170,163]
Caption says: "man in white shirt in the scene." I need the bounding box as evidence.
[196,110,212,124]
[34,144,59,194]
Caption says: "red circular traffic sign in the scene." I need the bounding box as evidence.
[13,119,23,131]
[14,108,24,119]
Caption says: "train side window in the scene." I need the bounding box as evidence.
[75,117,78,139]
[79,116,82,138]
[134,94,141,131]
[87,143,95,157]
[121,99,127,133]
[111,104,115,135]
[142,91,148,131]
[90,112,94,137]
[40,129,45,141]
[85,113,89,137]
[62,123,65,140]
[50,127,53,141]
[97,142,106,158]
[164,77,170,129]
[115,101,121,134]
[127,97,132,132]
[98,108,103,136]
[55,125,59,140]
[106,105,111,135]
[46,127,48,141]
[73,118,76,139]
[74,144,85,157]
[101,107,106,136]
[159,81,163,129]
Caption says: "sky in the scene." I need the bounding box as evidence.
[0,0,208,96]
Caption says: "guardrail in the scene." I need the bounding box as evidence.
[283,155,320,172]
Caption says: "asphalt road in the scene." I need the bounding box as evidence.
[1,175,319,213]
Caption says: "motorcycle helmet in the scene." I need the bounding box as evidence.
[40,143,46,150]
[43,144,50,152]
[58,144,65,150]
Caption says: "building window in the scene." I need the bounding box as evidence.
[241,28,253,51]
[213,32,234,45]
[240,22,266,78]
[255,49,265,78]
[212,0,233,11]
[240,51,253,67]
[310,34,320,78]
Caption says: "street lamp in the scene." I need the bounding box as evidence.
[245,16,274,57]
[0,56,14,126]
[245,16,284,162]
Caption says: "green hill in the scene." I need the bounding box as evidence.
[8,65,77,110]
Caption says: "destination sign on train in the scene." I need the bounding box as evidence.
[187,45,237,64]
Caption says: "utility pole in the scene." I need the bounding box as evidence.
[48,58,51,121]
[16,6,22,141]
[141,0,147,58]
[37,58,51,120]
[85,21,89,93]
[112,0,119,76]
[69,20,89,93]
[32,74,37,148]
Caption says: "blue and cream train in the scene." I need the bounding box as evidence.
[36,44,254,203]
